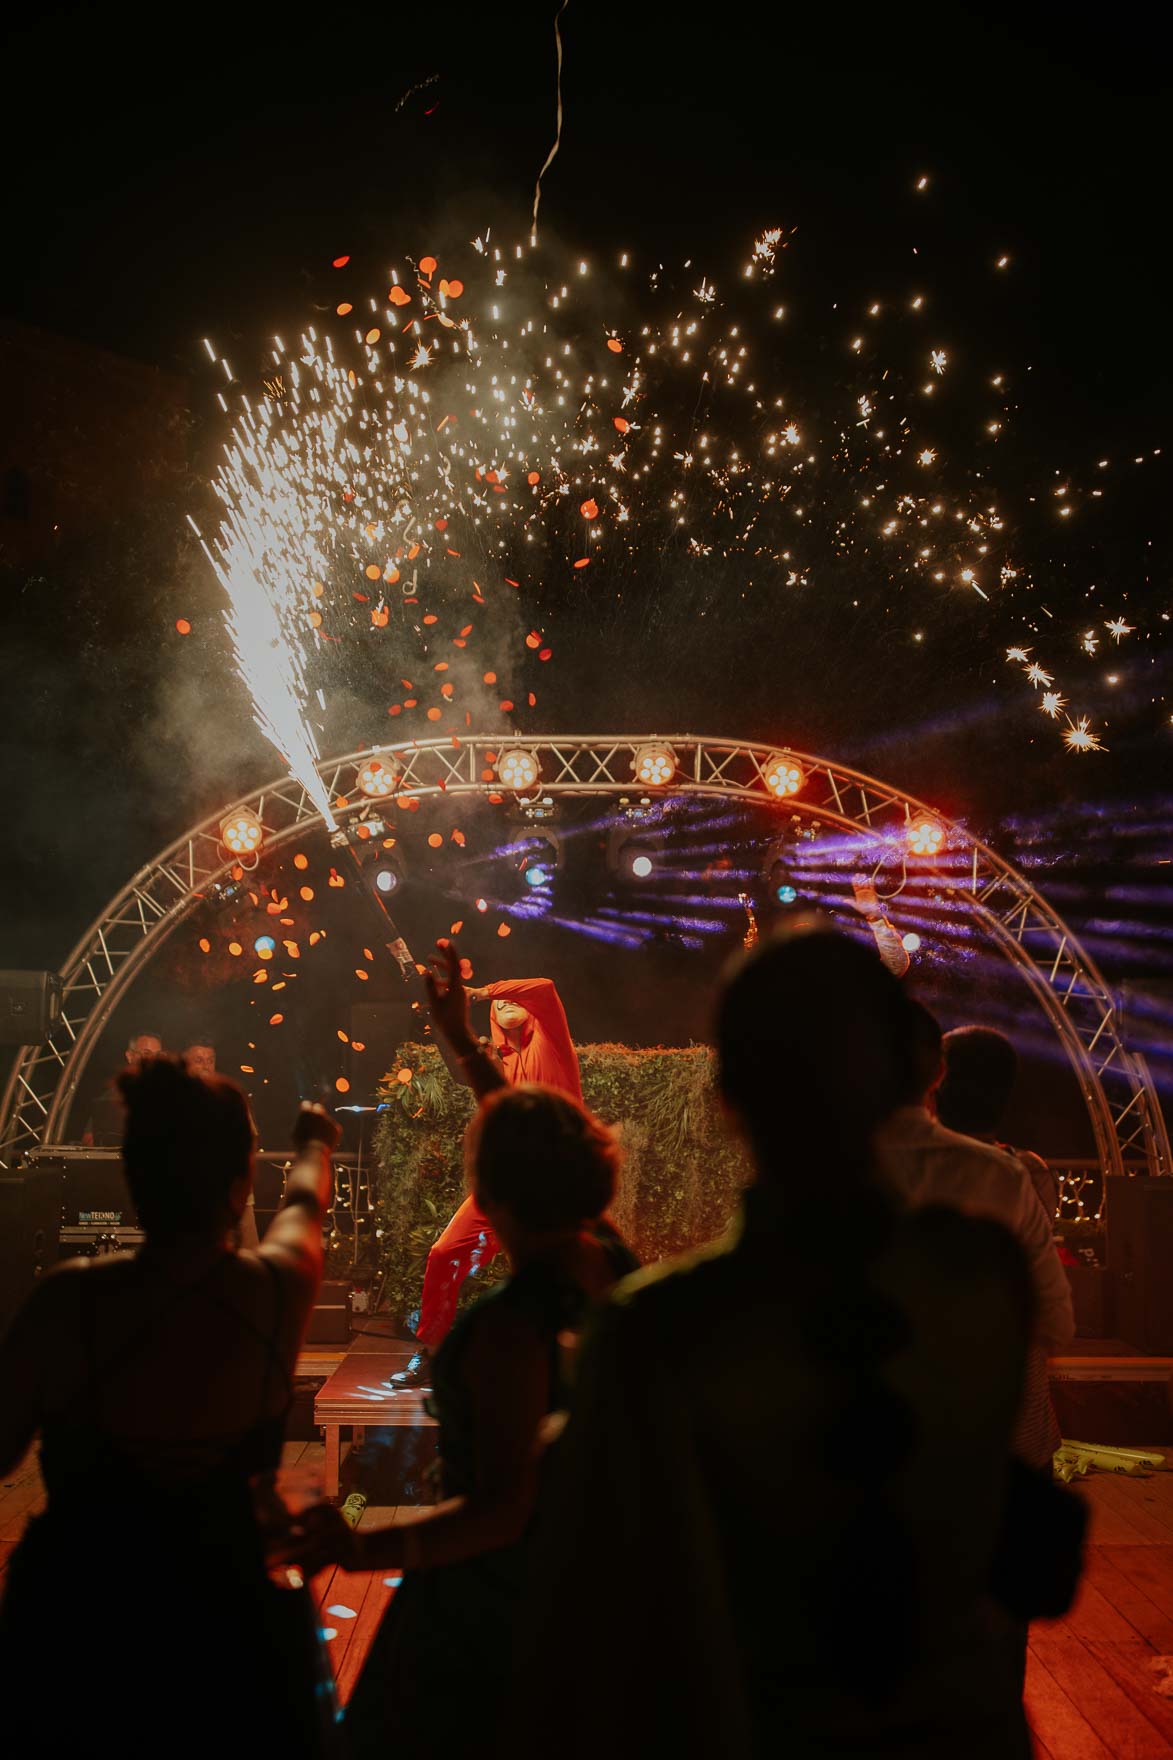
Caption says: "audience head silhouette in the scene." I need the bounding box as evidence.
[118,1055,254,1238]
[937,1025,1018,1136]
[467,1083,619,1233]
[717,924,913,1169]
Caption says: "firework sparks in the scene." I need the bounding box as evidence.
[1063,716,1105,754]
[1105,617,1134,641]
[1040,691,1066,718]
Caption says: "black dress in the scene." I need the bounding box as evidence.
[344,1233,638,1760]
[0,1258,337,1759]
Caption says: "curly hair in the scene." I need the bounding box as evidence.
[118,1055,254,1236]
[467,1083,620,1232]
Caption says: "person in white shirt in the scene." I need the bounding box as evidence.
[875,1001,1074,1469]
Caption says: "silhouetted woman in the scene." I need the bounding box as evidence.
[282,946,636,1760]
[0,1059,340,1757]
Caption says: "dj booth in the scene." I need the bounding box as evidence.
[0,1147,372,1340]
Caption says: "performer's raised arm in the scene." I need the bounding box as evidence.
[851,875,910,979]
[425,941,508,1101]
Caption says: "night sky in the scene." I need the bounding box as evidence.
[1,3,1169,1138]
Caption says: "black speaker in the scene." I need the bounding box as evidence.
[0,971,63,1045]
[1107,1177,1173,1352]
[0,1166,65,1337]
[29,1150,137,1227]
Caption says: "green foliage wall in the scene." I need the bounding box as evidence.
[371,1041,750,1325]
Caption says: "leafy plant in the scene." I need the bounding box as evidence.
[371,1040,750,1325]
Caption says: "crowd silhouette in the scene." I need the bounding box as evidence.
[0,923,1085,1758]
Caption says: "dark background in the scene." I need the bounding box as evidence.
[1,2,1169,1150]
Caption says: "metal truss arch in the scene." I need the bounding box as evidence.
[1,734,1167,1179]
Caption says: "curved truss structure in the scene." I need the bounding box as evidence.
[2,734,1167,1179]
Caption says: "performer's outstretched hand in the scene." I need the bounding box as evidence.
[424,939,476,1057]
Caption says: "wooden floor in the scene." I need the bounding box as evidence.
[5,1441,1173,1752]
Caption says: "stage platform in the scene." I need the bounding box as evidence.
[312,1335,437,1499]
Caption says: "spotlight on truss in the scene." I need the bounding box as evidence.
[907,815,945,858]
[357,754,399,799]
[632,742,676,788]
[219,807,264,856]
[497,747,541,791]
[763,754,805,799]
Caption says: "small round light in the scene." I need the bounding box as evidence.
[254,935,276,959]
[631,854,654,879]
[776,883,798,904]
[763,754,805,799]
[902,932,922,953]
[524,864,550,888]
[219,807,264,855]
[498,748,541,791]
[632,743,676,787]
[358,756,397,798]
[375,868,398,894]
[907,815,945,857]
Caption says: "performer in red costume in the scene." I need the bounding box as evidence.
[391,971,582,1387]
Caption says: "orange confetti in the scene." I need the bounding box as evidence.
[388,285,411,307]
[606,337,623,353]
[228,942,243,957]
[459,957,474,980]
[539,648,552,661]
[451,828,466,846]
[434,660,449,672]
[450,920,464,935]
[528,692,537,706]
[423,613,438,625]
[525,630,542,649]
[337,1029,350,1043]
[440,277,463,298]
[269,1014,284,1026]
[364,948,374,962]
[365,327,381,345]
[396,1068,413,1085]
[499,700,514,712]
[372,607,389,627]
[328,869,346,887]
[311,582,324,598]
[293,853,309,870]
[240,1065,255,1075]
[426,707,442,721]
[336,302,353,316]
[441,683,454,699]
[527,471,540,485]
[335,1077,351,1094]
[419,255,437,276]
[365,563,381,580]
[352,1041,366,1052]
[483,671,497,684]
[476,898,488,912]
[198,937,211,953]
[355,969,369,981]
[404,698,418,708]
[427,832,443,848]
[613,416,629,433]
[497,923,512,937]
[309,932,322,947]
[175,618,191,635]
[388,704,402,716]
[299,885,314,902]
[253,969,268,984]
[309,611,323,628]
[573,558,590,569]
[332,254,350,268]
[283,941,300,958]
[580,498,599,519]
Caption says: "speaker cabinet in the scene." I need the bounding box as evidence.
[1108,1177,1173,1353]
[0,971,63,1045]
[0,1166,65,1337]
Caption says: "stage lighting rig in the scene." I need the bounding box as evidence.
[761,835,801,906]
[497,747,541,792]
[509,831,562,892]
[356,754,399,799]
[632,742,676,788]
[763,754,805,800]
[219,807,264,857]
[607,826,659,882]
[907,815,945,858]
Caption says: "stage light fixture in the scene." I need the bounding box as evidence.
[525,863,551,888]
[632,743,676,787]
[907,815,945,857]
[776,882,798,904]
[902,932,922,953]
[497,747,541,791]
[763,754,805,799]
[357,755,398,799]
[631,854,654,879]
[374,867,399,895]
[513,832,561,891]
[219,807,264,856]
[254,935,276,959]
